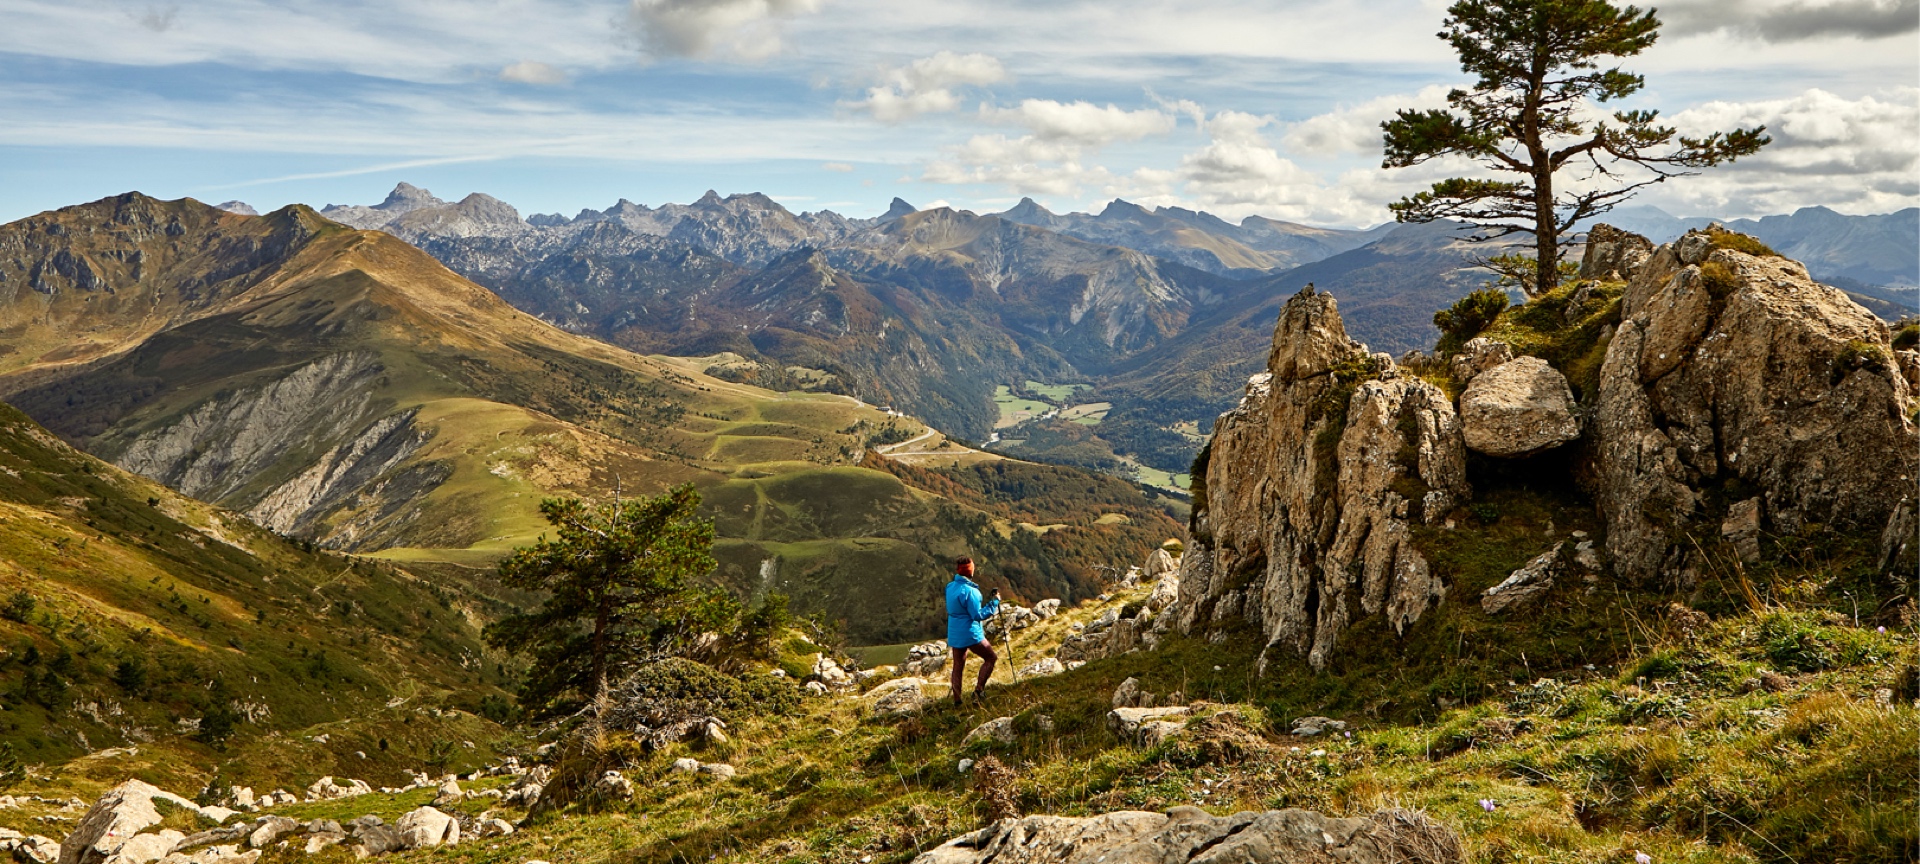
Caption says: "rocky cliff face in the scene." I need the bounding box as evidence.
[1174,287,1468,670]
[1588,227,1919,586]
[1168,226,1918,670]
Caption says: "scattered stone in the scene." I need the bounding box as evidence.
[1290,716,1348,737]
[594,772,634,800]
[1143,547,1178,580]
[812,655,854,688]
[475,819,515,839]
[1016,657,1064,678]
[962,717,1015,747]
[1139,721,1186,747]
[246,816,297,849]
[394,807,459,849]
[866,677,931,718]
[670,758,701,774]
[431,778,464,807]
[1107,706,1190,738]
[100,829,182,863]
[1482,547,1562,614]
[1449,337,1514,383]
[305,777,371,802]
[696,763,736,780]
[1033,599,1061,618]
[803,681,829,696]
[1111,677,1154,709]
[302,832,345,855]
[956,759,974,774]
[908,805,1463,864]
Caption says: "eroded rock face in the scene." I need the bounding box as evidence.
[1173,287,1469,670]
[910,806,1463,864]
[1459,357,1580,457]
[1589,228,1919,586]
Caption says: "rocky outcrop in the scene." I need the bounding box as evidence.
[1173,287,1469,670]
[1459,357,1580,457]
[1579,223,1653,282]
[911,806,1463,864]
[1588,227,1919,586]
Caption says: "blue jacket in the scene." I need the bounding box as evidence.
[945,574,999,648]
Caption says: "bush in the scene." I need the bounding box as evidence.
[1434,288,1511,354]
[1705,225,1778,257]
[1,590,33,624]
[604,657,800,743]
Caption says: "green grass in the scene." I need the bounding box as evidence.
[1023,381,1092,403]
[993,386,1053,429]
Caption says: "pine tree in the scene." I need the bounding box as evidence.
[484,484,735,716]
[1382,0,1769,295]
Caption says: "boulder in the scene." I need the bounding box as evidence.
[866,677,931,718]
[908,806,1463,864]
[1459,357,1581,457]
[304,777,370,802]
[697,763,736,779]
[1033,599,1061,618]
[1107,706,1190,738]
[803,681,829,696]
[1142,548,1178,580]
[812,655,853,688]
[394,807,459,849]
[1481,547,1563,614]
[1579,223,1654,282]
[98,829,181,864]
[1589,227,1918,586]
[1448,337,1513,383]
[245,817,296,850]
[302,833,345,855]
[431,778,464,807]
[475,819,515,839]
[17,835,61,864]
[348,818,405,857]
[962,717,1015,747]
[670,758,701,773]
[60,780,168,864]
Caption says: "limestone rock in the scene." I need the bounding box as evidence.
[697,763,736,779]
[1579,223,1654,282]
[909,806,1463,864]
[395,807,459,849]
[100,829,182,864]
[962,717,1016,747]
[1033,599,1061,618]
[901,642,950,677]
[475,819,515,839]
[1173,287,1470,671]
[1017,657,1065,678]
[671,758,701,773]
[60,780,168,864]
[1460,357,1581,457]
[812,655,853,688]
[431,778,464,807]
[1143,548,1178,580]
[16,835,61,864]
[1139,721,1186,747]
[305,777,370,802]
[1481,546,1566,614]
[1589,227,1919,586]
[1111,677,1153,709]
[867,677,931,718]
[1108,706,1190,738]
[1289,716,1348,737]
[1448,337,1513,383]
[594,771,634,800]
[245,817,296,850]
[1721,497,1763,564]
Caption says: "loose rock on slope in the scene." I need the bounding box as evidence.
[911,805,1462,864]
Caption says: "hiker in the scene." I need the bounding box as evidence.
[945,555,1000,705]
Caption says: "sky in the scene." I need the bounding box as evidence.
[0,0,1915,227]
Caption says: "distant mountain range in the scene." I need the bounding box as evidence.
[0,193,1181,642]
[287,185,1916,478]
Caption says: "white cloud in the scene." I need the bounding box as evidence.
[626,0,824,61]
[980,99,1174,146]
[847,51,1005,122]
[1282,86,1452,158]
[821,161,854,172]
[1664,0,1920,42]
[499,61,567,85]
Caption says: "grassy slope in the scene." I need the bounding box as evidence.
[0,402,509,773]
[24,547,1897,864]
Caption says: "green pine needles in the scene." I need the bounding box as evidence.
[1383,0,1770,296]
[485,484,735,717]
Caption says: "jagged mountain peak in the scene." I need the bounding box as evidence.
[379,182,442,211]
[883,197,917,221]
[1097,198,1154,220]
[216,200,259,216]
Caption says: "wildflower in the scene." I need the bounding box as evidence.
[1879,626,1888,633]
[1343,731,1352,739]
[1478,798,1496,812]
[1634,852,1652,864]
